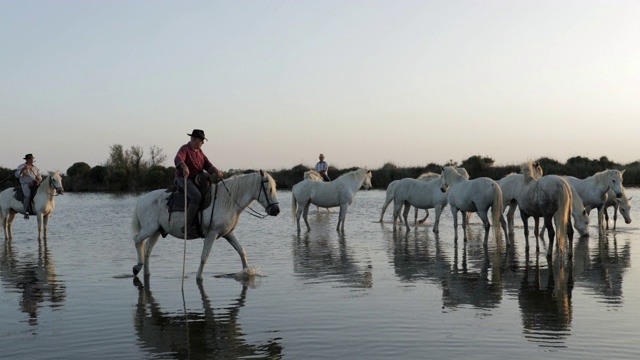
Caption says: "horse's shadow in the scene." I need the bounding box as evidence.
[291,231,372,289]
[0,239,66,326]
[132,277,283,359]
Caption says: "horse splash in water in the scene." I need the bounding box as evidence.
[131,170,280,281]
[0,171,64,241]
[516,162,573,258]
[440,166,508,246]
[292,168,372,232]
[565,169,624,237]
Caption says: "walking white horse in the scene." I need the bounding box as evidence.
[603,188,632,230]
[516,162,573,258]
[565,169,625,237]
[131,171,280,281]
[440,166,508,246]
[0,171,64,241]
[498,162,544,233]
[292,168,372,232]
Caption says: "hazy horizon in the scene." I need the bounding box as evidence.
[2,1,639,173]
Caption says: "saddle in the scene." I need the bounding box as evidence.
[13,182,38,215]
[165,173,214,213]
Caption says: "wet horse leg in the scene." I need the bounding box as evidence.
[476,209,490,246]
[544,215,555,258]
[224,231,249,270]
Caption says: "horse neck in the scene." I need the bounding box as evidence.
[342,171,366,192]
[592,172,614,194]
[37,176,55,198]
[220,173,259,210]
[446,169,465,185]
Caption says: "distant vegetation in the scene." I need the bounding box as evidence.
[1,148,639,192]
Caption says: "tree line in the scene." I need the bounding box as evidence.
[1,148,639,192]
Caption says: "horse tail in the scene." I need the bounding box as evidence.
[132,201,141,237]
[554,181,572,256]
[492,183,504,243]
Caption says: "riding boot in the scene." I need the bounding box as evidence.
[181,204,202,238]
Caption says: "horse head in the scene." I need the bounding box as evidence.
[608,169,624,198]
[49,171,64,195]
[439,166,452,193]
[362,170,373,190]
[258,170,279,216]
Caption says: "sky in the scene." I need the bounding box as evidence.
[2,0,640,174]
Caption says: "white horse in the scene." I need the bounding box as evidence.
[603,187,632,230]
[440,166,508,246]
[516,162,573,258]
[565,169,624,237]
[292,168,372,232]
[389,177,448,233]
[379,168,470,225]
[131,170,280,281]
[498,162,544,233]
[539,184,590,238]
[0,171,64,241]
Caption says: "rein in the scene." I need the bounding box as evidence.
[219,175,278,219]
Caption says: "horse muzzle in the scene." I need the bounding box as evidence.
[57,187,64,195]
[440,186,447,193]
[266,204,280,216]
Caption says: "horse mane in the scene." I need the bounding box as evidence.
[335,168,368,182]
[304,170,323,180]
[417,172,440,180]
[593,169,623,186]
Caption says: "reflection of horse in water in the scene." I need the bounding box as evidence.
[134,279,283,359]
[518,255,573,347]
[384,228,503,309]
[291,232,372,289]
[572,235,631,305]
[0,240,65,326]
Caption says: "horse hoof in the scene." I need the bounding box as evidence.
[133,265,140,276]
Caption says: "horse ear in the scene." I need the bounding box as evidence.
[621,169,626,175]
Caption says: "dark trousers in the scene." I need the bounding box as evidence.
[176,177,201,207]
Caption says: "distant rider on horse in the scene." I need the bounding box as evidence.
[15,153,42,219]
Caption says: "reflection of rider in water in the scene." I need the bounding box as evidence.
[15,153,42,220]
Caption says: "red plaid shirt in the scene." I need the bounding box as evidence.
[174,143,217,179]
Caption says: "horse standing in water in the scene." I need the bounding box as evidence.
[498,162,544,233]
[516,162,573,258]
[304,170,332,213]
[565,169,625,237]
[0,171,64,241]
[131,171,280,281]
[292,168,372,232]
[440,166,509,246]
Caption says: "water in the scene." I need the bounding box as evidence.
[1,190,640,359]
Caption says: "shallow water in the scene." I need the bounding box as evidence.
[1,189,640,359]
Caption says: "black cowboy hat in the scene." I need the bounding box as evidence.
[187,129,207,141]
[23,153,34,160]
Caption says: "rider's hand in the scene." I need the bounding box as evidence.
[182,164,189,178]
[216,170,223,178]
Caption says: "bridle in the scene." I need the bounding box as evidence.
[45,176,63,196]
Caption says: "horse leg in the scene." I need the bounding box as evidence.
[295,201,304,232]
[533,217,540,253]
[597,205,606,237]
[143,232,161,277]
[36,213,44,241]
[507,201,517,233]
[402,202,411,232]
[1,210,8,241]
[604,208,610,230]
[7,211,16,241]
[544,216,555,259]
[451,207,459,241]
[337,204,348,231]
[432,205,442,233]
[500,213,510,247]
[379,197,393,223]
[567,215,574,258]
[303,202,311,231]
[521,211,530,250]
[461,211,469,242]
[132,226,159,276]
[476,210,490,247]
[392,200,403,229]
[223,232,249,271]
[42,214,50,241]
[419,208,429,224]
[612,205,618,230]
[196,234,217,280]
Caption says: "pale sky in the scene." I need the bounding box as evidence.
[2,0,639,174]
